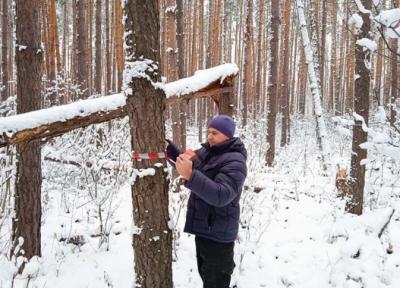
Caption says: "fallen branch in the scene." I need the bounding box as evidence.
[0,66,237,148]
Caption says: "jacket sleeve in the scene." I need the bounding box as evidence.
[184,159,246,207]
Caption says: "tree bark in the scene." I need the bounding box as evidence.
[105,0,111,94]
[1,0,8,101]
[206,0,214,68]
[280,0,291,147]
[255,0,265,117]
[266,0,279,166]
[124,1,173,286]
[176,0,187,150]
[71,0,77,82]
[242,0,254,126]
[12,0,43,270]
[39,0,49,83]
[329,0,338,113]
[62,0,68,77]
[348,0,372,215]
[390,38,398,124]
[76,0,89,98]
[94,0,102,94]
[320,0,327,101]
[48,0,58,82]
[374,37,384,105]
[115,0,124,92]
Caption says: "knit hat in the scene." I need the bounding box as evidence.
[208,115,236,138]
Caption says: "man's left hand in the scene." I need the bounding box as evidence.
[176,154,193,180]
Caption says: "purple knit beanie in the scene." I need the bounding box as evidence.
[208,115,236,138]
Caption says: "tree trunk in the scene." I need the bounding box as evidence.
[390,38,398,124]
[76,0,89,98]
[62,0,68,76]
[197,0,205,142]
[1,0,8,101]
[115,0,124,92]
[87,0,93,96]
[374,37,384,105]
[339,1,350,114]
[280,0,291,147]
[40,0,49,83]
[290,22,298,116]
[348,0,372,215]
[206,0,214,68]
[297,0,330,170]
[320,0,327,102]
[176,0,187,150]
[48,0,57,82]
[298,46,306,114]
[329,0,338,113]
[346,26,356,113]
[124,1,173,287]
[266,0,279,166]
[255,0,265,117]
[71,0,77,82]
[242,0,254,126]
[94,0,102,94]
[211,0,222,66]
[176,0,185,78]
[12,0,43,270]
[391,0,400,123]
[105,0,111,94]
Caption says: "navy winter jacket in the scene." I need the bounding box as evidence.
[183,137,247,243]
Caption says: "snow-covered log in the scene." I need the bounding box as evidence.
[0,64,237,148]
[297,0,331,170]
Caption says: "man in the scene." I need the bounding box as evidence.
[166,114,247,288]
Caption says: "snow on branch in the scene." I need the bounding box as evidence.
[374,8,400,38]
[356,38,378,52]
[163,63,238,97]
[0,64,238,147]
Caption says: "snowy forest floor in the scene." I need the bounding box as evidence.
[1,114,400,288]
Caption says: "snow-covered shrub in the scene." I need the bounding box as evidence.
[42,118,131,250]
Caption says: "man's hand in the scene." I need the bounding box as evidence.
[176,154,193,180]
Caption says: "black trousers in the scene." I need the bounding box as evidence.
[195,236,235,288]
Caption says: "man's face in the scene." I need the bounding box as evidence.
[207,127,230,147]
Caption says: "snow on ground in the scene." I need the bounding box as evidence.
[0,185,134,288]
[1,114,400,287]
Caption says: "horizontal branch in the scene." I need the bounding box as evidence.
[0,65,237,148]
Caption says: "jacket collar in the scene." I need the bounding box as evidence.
[202,137,239,155]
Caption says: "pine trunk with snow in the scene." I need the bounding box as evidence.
[123,1,173,287]
[11,0,43,270]
[296,0,330,171]
[348,0,372,215]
